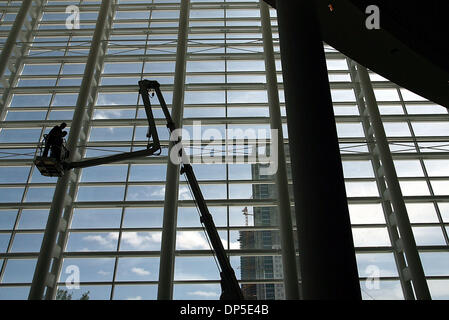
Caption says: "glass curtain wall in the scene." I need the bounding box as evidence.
[0,0,448,300]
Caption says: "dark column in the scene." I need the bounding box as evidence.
[275,0,361,299]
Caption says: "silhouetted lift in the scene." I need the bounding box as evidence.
[34,80,244,300]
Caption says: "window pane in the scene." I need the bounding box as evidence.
[66,232,119,252]
[348,204,385,224]
[342,161,374,178]
[0,188,24,203]
[424,160,449,176]
[71,208,122,229]
[356,253,398,277]
[17,210,48,229]
[129,164,167,181]
[25,187,55,202]
[113,285,157,300]
[123,208,163,228]
[405,203,439,223]
[0,167,30,183]
[126,185,165,201]
[120,231,162,251]
[77,186,125,202]
[80,165,128,182]
[352,228,390,247]
[88,127,133,141]
[60,258,115,282]
[2,259,37,283]
[0,129,41,143]
[0,234,10,252]
[10,94,51,107]
[345,182,379,197]
[412,122,449,136]
[11,233,43,252]
[173,283,221,300]
[399,181,430,196]
[174,257,220,281]
[394,160,424,177]
[0,210,17,230]
[115,257,159,281]
[412,227,446,245]
[420,252,449,276]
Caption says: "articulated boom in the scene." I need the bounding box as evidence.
[34,80,244,300]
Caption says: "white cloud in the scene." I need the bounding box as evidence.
[176,231,209,250]
[82,233,118,249]
[82,232,162,250]
[175,272,207,281]
[229,240,240,250]
[179,187,192,200]
[93,109,123,120]
[220,238,239,250]
[361,282,403,300]
[97,270,111,276]
[126,296,143,300]
[352,228,390,247]
[176,231,230,251]
[121,232,162,249]
[151,187,166,197]
[428,280,449,300]
[187,291,219,298]
[128,186,192,201]
[131,267,151,276]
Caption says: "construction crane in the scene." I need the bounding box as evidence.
[34,80,244,300]
[242,206,253,226]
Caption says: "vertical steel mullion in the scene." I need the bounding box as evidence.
[44,3,116,301]
[28,0,114,300]
[347,59,415,300]
[157,0,190,300]
[259,0,299,300]
[223,3,231,254]
[356,63,431,300]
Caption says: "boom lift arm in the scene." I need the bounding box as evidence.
[34,80,244,300]
[140,80,243,300]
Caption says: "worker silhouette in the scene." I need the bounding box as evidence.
[43,122,67,159]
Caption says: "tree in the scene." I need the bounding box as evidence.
[56,289,90,300]
[80,291,90,300]
[56,289,72,300]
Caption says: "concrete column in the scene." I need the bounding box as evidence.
[356,64,431,300]
[259,0,300,300]
[275,0,361,299]
[157,0,190,300]
[28,0,113,300]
